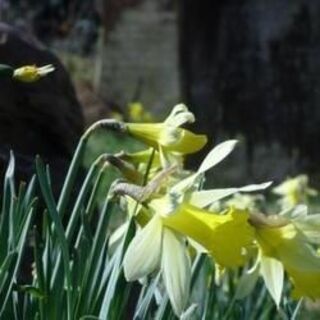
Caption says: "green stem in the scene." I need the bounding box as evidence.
[57,119,124,219]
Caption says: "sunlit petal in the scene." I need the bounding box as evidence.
[123,216,162,281]
[172,140,237,192]
[197,140,238,174]
[161,228,191,316]
[164,129,207,154]
[190,182,271,208]
[164,103,195,127]
[260,256,284,308]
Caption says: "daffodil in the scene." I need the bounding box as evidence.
[120,140,271,316]
[252,213,320,300]
[128,102,154,122]
[163,201,320,305]
[121,140,240,316]
[125,104,207,166]
[13,64,55,82]
[273,175,317,208]
[236,206,320,307]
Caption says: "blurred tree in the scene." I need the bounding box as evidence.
[179,0,320,176]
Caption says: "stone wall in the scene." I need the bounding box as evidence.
[95,0,179,115]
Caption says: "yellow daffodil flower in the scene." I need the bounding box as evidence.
[162,201,320,305]
[125,104,207,166]
[13,64,55,82]
[273,175,317,208]
[128,102,154,122]
[253,215,320,299]
[120,139,271,316]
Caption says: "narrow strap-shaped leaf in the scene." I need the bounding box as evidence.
[98,219,136,319]
[0,206,34,317]
[36,157,72,320]
[134,273,161,320]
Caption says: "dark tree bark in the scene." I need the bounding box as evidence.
[179,0,320,174]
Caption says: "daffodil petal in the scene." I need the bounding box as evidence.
[161,228,191,317]
[164,103,195,127]
[190,182,271,208]
[197,140,237,174]
[238,182,273,192]
[294,214,320,244]
[126,123,163,148]
[235,257,260,300]
[123,216,162,281]
[190,189,239,207]
[172,140,237,192]
[109,222,128,253]
[165,129,207,154]
[260,256,284,308]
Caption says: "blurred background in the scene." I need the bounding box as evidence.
[1,0,320,189]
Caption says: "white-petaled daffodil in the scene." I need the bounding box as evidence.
[162,201,320,307]
[273,175,317,209]
[121,140,271,316]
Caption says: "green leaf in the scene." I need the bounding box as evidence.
[235,263,260,300]
[0,64,14,77]
[36,157,72,320]
[14,285,45,299]
[134,273,160,320]
[99,219,136,319]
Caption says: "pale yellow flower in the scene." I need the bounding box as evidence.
[273,175,317,208]
[13,64,54,82]
[164,203,320,303]
[128,102,154,122]
[120,139,271,315]
[254,215,320,299]
[125,104,207,167]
